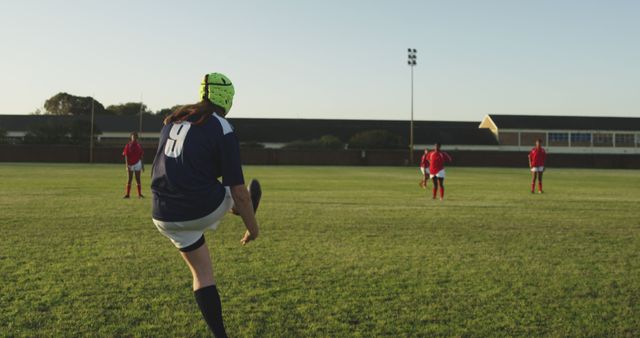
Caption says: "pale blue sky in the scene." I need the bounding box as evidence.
[0,0,638,121]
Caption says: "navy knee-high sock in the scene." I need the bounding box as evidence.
[194,285,228,338]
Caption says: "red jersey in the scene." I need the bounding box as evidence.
[427,151,452,174]
[528,147,546,167]
[419,153,429,168]
[122,141,143,165]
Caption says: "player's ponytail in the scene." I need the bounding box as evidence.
[164,100,226,126]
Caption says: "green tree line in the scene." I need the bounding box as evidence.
[19,93,404,149]
[39,92,180,117]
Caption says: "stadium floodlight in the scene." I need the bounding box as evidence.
[407,48,417,164]
[90,96,95,163]
[139,93,144,135]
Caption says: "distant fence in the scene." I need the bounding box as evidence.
[1,144,640,169]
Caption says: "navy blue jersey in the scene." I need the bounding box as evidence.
[151,113,244,222]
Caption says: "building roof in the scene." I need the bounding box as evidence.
[0,114,164,133]
[94,115,165,132]
[0,114,498,145]
[487,114,640,131]
[230,118,498,145]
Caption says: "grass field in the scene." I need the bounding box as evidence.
[1,163,639,337]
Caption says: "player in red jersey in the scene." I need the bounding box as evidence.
[418,148,430,188]
[427,143,452,200]
[528,139,547,194]
[122,132,144,198]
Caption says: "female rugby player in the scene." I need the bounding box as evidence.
[528,138,547,193]
[122,131,144,198]
[427,143,452,200]
[418,148,430,189]
[151,73,261,338]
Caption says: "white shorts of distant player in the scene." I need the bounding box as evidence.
[530,166,545,172]
[419,167,427,175]
[128,160,142,171]
[152,187,234,250]
[429,169,445,179]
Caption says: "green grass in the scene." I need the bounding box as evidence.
[1,163,639,337]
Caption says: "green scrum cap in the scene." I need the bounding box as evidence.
[200,72,235,113]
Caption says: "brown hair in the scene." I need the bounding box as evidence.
[164,100,226,126]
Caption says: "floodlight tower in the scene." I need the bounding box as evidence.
[139,94,144,135]
[90,96,95,163]
[407,48,417,164]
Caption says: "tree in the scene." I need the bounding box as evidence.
[106,102,153,116]
[43,92,105,116]
[284,135,344,150]
[348,130,403,150]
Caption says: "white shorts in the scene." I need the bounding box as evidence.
[430,169,445,179]
[153,187,234,250]
[128,160,142,171]
[531,166,545,172]
[419,167,427,175]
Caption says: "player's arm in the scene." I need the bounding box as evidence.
[528,152,532,168]
[221,131,259,245]
[122,145,129,171]
[230,185,259,245]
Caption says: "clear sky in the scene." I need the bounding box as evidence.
[0,0,638,121]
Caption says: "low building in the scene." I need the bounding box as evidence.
[480,114,640,154]
[232,118,497,149]
[0,114,164,145]
[0,114,497,149]
[1,114,639,155]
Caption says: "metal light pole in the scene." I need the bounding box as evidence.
[407,48,417,164]
[89,96,95,163]
[139,93,144,135]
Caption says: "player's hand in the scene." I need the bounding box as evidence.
[240,230,258,246]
